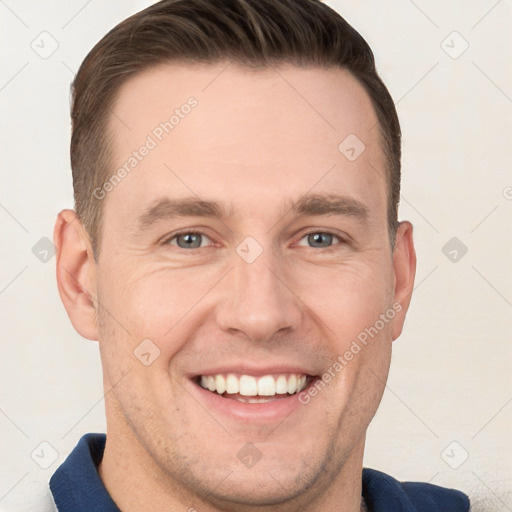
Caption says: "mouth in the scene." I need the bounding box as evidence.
[195,373,314,404]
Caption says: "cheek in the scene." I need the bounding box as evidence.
[291,259,393,347]
[130,265,221,330]
[97,263,224,364]
[97,250,394,364]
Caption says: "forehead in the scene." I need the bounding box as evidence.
[104,62,386,225]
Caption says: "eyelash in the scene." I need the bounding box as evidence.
[163,229,347,251]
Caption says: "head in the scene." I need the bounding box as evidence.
[55,0,416,510]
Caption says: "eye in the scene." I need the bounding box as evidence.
[167,232,212,249]
[297,232,342,249]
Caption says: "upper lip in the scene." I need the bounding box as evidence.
[188,362,318,378]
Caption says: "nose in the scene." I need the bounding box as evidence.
[215,246,303,342]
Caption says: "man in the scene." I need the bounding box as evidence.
[50,0,470,510]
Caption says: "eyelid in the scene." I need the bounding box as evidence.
[294,229,346,248]
[160,227,350,250]
[161,229,215,248]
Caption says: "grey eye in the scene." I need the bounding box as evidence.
[307,233,335,248]
[174,233,204,249]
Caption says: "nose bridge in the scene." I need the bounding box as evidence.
[216,241,302,341]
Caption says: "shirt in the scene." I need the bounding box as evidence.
[49,433,470,511]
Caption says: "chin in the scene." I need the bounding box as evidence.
[160,438,338,511]
[195,463,323,509]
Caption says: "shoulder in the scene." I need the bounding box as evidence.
[362,468,471,512]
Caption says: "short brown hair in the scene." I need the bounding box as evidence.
[70,0,401,257]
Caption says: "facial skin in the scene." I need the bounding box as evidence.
[54,62,416,512]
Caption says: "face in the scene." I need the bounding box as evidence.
[58,62,415,509]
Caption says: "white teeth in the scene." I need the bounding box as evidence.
[239,375,258,396]
[275,375,288,394]
[226,374,239,394]
[215,375,226,394]
[288,374,297,394]
[257,375,276,396]
[199,373,309,397]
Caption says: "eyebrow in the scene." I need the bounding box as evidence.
[290,193,369,220]
[136,193,369,230]
[137,197,228,230]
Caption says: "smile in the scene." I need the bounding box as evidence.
[197,373,311,403]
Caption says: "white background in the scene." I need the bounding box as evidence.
[0,1,511,510]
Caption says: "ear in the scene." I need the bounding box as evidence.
[53,209,99,341]
[391,221,416,341]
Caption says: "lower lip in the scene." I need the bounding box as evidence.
[187,379,311,423]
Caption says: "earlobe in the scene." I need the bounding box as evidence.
[391,221,416,341]
[53,209,99,341]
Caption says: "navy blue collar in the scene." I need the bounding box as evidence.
[50,433,470,512]
[50,434,119,512]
